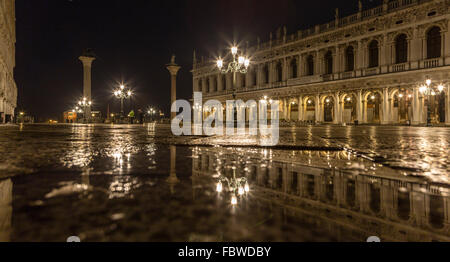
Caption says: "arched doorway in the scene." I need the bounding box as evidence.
[425,92,446,124]
[289,101,299,120]
[323,96,334,122]
[390,89,413,124]
[304,97,316,123]
[365,91,382,124]
[341,94,357,124]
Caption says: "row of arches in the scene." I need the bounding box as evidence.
[282,88,447,125]
[192,149,450,231]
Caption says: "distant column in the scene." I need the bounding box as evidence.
[166,55,181,120]
[79,52,96,119]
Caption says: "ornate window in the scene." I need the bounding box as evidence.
[276,62,283,82]
[252,69,257,86]
[290,58,298,79]
[395,34,408,64]
[368,40,379,68]
[427,26,441,59]
[324,51,333,75]
[263,65,269,84]
[306,55,314,76]
[346,46,354,72]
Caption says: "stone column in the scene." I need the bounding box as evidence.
[334,93,341,124]
[283,98,288,120]
[381,88,390,124]
[356,41,363,77]
[380,34,388,73]
[298,96,304,121]
[166,55,181,120]
[446,86,450,125]
[315,95,321,123]
[167,145,179,194]
[79,54,96,118]
[412,88,422,125]
[410,26,421,70]
[356,90,363,123]
[445,20,450,66]
[362,99,368,123]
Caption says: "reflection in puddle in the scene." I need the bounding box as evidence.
[0,125,449,242]
[193,147,450,242]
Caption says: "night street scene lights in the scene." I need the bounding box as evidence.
[77,97,92,122]
[216,46,250,126]
[114,84,133,117]
[216,167,250,206]
[419,77,445,126]
[216,46,250,75]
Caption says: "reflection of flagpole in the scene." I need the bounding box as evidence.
[0,179,12,242]
[167,145,179,194]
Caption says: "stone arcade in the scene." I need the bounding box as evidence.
[0,0,17,123]
[192,0,450,126]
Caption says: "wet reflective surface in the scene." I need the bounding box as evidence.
[0,124,449,242]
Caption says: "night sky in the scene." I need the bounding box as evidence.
[15,0,383,120]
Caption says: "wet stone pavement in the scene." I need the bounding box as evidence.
[0,124,449,242]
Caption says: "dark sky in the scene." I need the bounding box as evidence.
[15,0,383,120]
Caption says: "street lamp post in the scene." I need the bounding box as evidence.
[419,78,445,126]
[78,97,92,122]
[114,85,132,118]
[216,46,250,126]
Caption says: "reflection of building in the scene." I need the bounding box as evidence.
[0,179,12,242]
[193,0,450,125]
[192,147,450,241]
[0,0,17,123]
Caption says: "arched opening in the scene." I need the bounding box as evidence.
[289,101,299,120]
[324,51,333,75]
[305,97,316,122]
[427,26,442,59]
[342,94,357,123]
[323,96,334,122]
[391,89,413,124]
[366,92,382,123]
[306,55,314,76]
[240,73,246,88]
[397,190,410,221]
[251,68,257,86]
[263,65,269,84]
[290,58,298,79]
[276,62,283,82]
[197,79,202,92]
[369,40,379,68]
[426,92,446,124]
[346,46,355,72]
[395,34,408,64]
[429,195,445,229]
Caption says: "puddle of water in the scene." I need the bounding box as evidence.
[0,124,449,242]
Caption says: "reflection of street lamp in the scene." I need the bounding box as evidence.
[114,84,132,117]
[216,167,250,206]
[420,77,445,126]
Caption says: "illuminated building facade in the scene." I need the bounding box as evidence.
[192,0,450,125]
[0,0,17,123]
